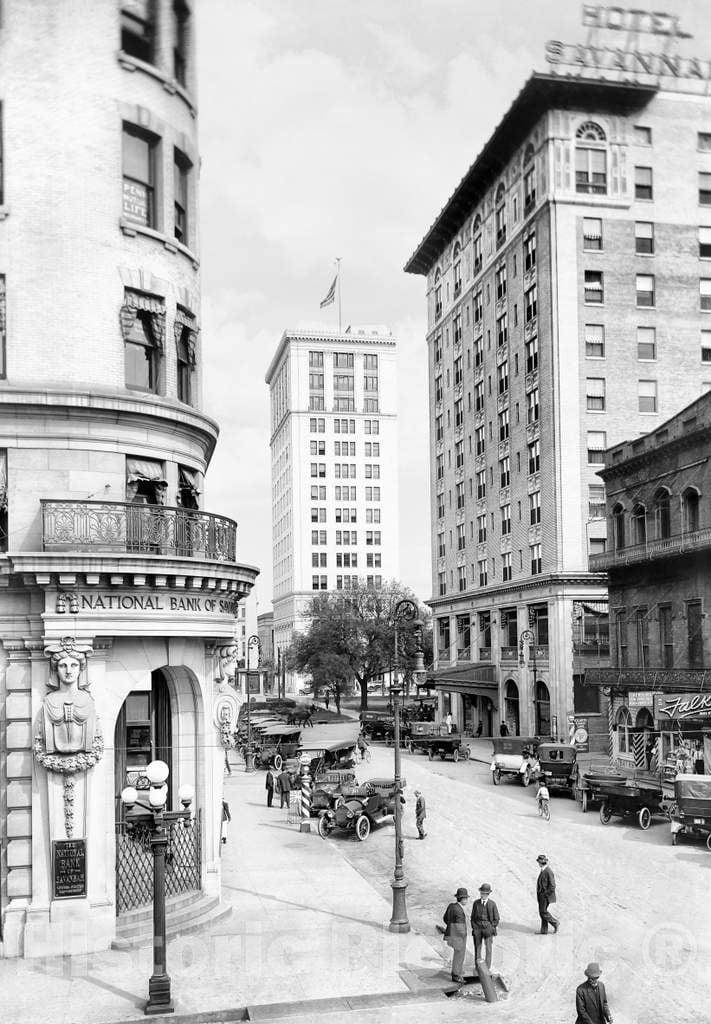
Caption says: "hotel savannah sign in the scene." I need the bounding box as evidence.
[654,692,711,723]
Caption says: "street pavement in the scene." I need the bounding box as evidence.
[2,730,711,1024]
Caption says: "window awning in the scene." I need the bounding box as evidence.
[179,466,201,494]
[126,457,167,485]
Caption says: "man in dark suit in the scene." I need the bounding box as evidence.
[536,853,559,934]
[470,882,500,968]
[265,768,275,807]
[277,768,292,808]
[575,962,613,1023]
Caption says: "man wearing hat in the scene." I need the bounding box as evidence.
[535,854,559,934]
[470,882,500,969]
[442,886,470,983]
[414,789,427,838]
[575,962,613,1023]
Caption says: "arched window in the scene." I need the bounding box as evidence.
[523,143,535,167]
[504,679,520,735]
[635,707,654,730]
[434,269,442,320]
[495,184,506,246]
[613,503,625,550]
[682,487,700,534]
[453,242,462,296]
[535,679,551,736]
[653,488,671,539]
[631,503,647,546]
[523,144,536,211]
[473,215,483,272]
[616,706,632,754]
[576,121,607,195]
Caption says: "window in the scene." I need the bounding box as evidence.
[122,124,157,228]
[633,125,652,145]
[475,381,485,411]
[498,407,509,441]
[588,484,605,518]
[527,387,540,422]
[434,272,443,320]
[524,284,537,323]
[636,274,655,307]
[638,379,657,413]
[530,543,542,575]
[612,504,625,550]
[701,279,711,310]
[457,522,466,550]
[495,264,507,301]
[652,488,670,539]
[309,351,323,368]
[473,231,483,273]
[616,706,632,751]
[700,227,711,259]
[585,324,604,358]
[634,166,653,200]
[529,490,541,525]
[364,375,379,392]
[498,361,509,395]
[433,335,443,363]
[310,417,325,433]
[527,439,540,475]
[635,221,654,254]
[456,481,465,509]
[454,398,464,427]
[700,172,711,205]
[478,559,488,586]
[702,331,711,362]
[524,232,536,272]
[333,352,354,369]
[334,374,354,392]
[496,312,508,348]
[632,325,656,361]
[584,271,603,304]
[477,513,487,543]
[499,456,510,488]
[453,246,462,297]
[583,218,602,250]
[124,309,159,392]
[631,504,646,546]
[438,572,446,596]
[699,133,711,152]
[173,0,190,85]
[495,184,506,246]
[173,150,191,244]
[575,122,607,194]
[476,469,486,500]
[475,425,486,456]
[366,530,381,546]
[453,355,463,385]
[175,320,194,404]
[121,0,155,63]
[659,605,673,668]
[502,551,512,582]
[455,440,464,468]
[586,377,605,411]
[501,503,511,536]
[688,601,704,668]
[587,430,606,464]
[524,159,536,211]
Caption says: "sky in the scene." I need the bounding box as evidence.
[195,0,705,614]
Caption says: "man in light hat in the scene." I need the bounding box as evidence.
[535,854,559,934]
[442,886,470,983]
[470,882,500,969]
[575,962,613,1023]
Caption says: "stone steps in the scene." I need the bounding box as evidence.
[112,891,231,949]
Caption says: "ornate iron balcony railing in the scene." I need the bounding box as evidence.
[42,500,237,562]
[589,526,711,572]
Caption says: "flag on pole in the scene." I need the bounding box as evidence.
[319,274,338,309]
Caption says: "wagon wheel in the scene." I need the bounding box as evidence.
[273,753,283,771]
[453,747,460,763]
[317,815,333,839]
[355,814,371,841]
[463,745,471,761]
[581,790,588,814]
[599,802,612,825]
[492,768,501,785]
[638,806,652,830]
[521,767,532,787]
[428,748,434,761]
[706,833,711,852]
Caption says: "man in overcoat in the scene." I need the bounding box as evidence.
[470,882,500,968]
[575,962,613,1023]
[265,768,275,807]
[277,768,292,808]
[442,886,469,983]
[414,789,427,838]
[536,853,559,934]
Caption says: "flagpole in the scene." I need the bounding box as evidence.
[336,257,342,334]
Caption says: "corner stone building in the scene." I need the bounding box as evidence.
[406,72,711,744]
[0,1,257,957]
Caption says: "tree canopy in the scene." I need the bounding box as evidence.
[287,579,432,709]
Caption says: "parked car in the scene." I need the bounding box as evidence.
[490,736,540,786]
[408,724,471,762]
[317,777,406,841]
[359,709,394,740]
[671,773,711,849]
[536,742,578,795]
[311,769,359,816]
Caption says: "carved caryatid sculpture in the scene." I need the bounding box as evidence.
[213,643,240,751]
[34,637,103,773]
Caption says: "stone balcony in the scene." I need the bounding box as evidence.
[589,526,711,572]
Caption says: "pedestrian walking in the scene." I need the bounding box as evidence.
[445,712,453,734]
[414,789,427,838]
[221,798,231,845]
[535,854,559,934]
[325,690,330,710]
[265,768,275,807]
[277,768,292,809]
[224,748,232,775]
[470,882,499,969]
[476,721,483,738]
[575,963,614,1023]
[499,721,509,737]
[442,887,470,983]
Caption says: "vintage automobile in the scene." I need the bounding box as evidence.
[407,723,471,762]
[317,777,406,841]
[670,773,711,849]
[359,709,395,741]
[252,724,301,770]
[597,771,675,830]
[310,769,359,816]
[537,742,578,796]
[490,736,540,786]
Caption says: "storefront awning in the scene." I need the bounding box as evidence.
[430,664,498,701]
[584,667,711,692]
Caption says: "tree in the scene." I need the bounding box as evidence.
[287,580,428,710]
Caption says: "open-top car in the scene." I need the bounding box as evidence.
[407,723,471,762]
[670,773,711,849]
[317,776,406,841]
[537,742,578,795]
[490,736,540,786]
[252,724,301,770]
[311,769,359,816]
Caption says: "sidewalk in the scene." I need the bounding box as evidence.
[1,761,453,1024]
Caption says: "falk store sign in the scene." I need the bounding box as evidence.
[654,693,711,723]
[545,5,710,82]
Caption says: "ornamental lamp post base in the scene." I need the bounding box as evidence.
[244,749,255,773]
[389,877,410,933]
[145,973,174,1015]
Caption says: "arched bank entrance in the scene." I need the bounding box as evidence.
[114,666,202,915]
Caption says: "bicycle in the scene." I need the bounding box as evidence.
[538,798,550,822]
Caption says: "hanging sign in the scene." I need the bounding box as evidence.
[53,839,87,899]
[654,692,711,722]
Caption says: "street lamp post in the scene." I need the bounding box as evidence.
[245,635,261,772]
[389,597,420,934]
[120,761,194,1016]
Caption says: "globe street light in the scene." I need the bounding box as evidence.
[245,635,261,772]
[389,597,421,933]
[120,760,194,1016]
